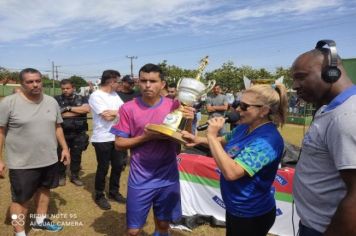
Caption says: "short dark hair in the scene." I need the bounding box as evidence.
[139,64,164,80]
[19,68,42,82]
[60,79,74,87]
[122,75,134,84]
[168,83,177,88]
[101,70,121,85]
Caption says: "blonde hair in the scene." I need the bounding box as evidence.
[244,84,288,127]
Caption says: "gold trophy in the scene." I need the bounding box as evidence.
[147,56,215,144]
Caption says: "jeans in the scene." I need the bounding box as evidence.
[92,142,124,196]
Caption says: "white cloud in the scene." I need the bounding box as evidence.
[0,0,347,43]
[224,0,343,21]
[0,0,212,42]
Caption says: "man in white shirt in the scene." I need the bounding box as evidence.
[89,70,125,210]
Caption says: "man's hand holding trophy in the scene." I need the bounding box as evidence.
[147,56,215,143]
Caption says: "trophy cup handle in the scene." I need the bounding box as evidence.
[176,78,182,90]
[204,80,216,94]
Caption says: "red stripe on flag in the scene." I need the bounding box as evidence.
[177,153,220,181]
[273,167,295,194]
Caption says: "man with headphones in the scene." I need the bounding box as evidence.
[291,40,356,236]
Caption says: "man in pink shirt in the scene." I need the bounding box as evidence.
[110,63,194,236]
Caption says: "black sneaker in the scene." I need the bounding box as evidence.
[70,176,84,186]
[95,195,111,210]
[32,218,63,232]
[108,193,126,204]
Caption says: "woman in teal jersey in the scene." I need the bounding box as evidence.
[183,84,288,236]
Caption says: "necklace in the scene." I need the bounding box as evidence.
[246,121,272,135]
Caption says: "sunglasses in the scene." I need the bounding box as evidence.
[238,101,264,111]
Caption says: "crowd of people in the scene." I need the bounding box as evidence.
[0,39,355,236]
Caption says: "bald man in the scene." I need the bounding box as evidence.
[291,41,356,236]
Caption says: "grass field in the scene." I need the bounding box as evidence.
[0,118,307,236]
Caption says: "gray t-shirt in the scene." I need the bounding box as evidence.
[206,94,228,118]
[0,93,63,169]
[293,95,356,233]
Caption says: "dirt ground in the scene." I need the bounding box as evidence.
[0,143,227,236]
[0,119,304,236]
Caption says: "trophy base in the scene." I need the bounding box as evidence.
[146,124,187,144]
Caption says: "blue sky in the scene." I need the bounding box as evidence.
[1,0,356,81]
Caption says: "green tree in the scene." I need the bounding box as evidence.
[274,66,292,89]
[158,60,196,84]
[0,68,20,84]
[238,65,260,81]
[41,75,58,88]
[256,68,272,80]
[155,61,292,92]
[0,68,55,87]
[68,75,88,91]
[205,61,242,92]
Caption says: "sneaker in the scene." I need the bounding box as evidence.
[95,195,111,210]
[108,193,126,204]
[70,176,83,186]
[32,218,63,232]
[58,176,66,186]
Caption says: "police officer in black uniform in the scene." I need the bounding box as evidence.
[55,79,90,186]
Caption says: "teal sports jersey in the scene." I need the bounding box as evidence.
[221,123,284,217]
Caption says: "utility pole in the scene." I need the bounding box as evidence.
[53,66,61,96]
[55,65,61,81]
[52,61,55,96]
[126,55,137,78]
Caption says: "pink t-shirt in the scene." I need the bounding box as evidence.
[111,96,180,189]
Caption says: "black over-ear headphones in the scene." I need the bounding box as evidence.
[315,40,342,83]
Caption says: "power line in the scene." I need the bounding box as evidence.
[60,57,127,67]
[0,65,100,80]
[137,15,356,58]
[2,14,355,77]
[46,14,355,71]
[55,13,355,69]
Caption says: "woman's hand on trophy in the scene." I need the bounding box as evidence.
[179,106,195,120]
[181,131,199,147]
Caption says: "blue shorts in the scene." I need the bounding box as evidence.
[126,182,182,229]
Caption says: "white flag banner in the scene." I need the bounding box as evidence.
[276,76,284,84]
[243,76,251,89]
[177,153,300,236]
